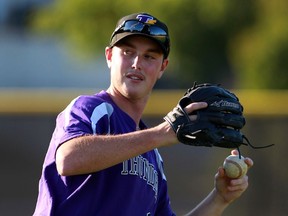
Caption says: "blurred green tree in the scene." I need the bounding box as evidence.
[30,0,288,89]
[230,0,288,89]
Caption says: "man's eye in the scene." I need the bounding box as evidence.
[145,54,155,60]
[124,49,133,55]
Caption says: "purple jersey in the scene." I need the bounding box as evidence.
[33,91,175,216]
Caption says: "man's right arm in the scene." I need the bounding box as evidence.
[55,121,176,176]
[56,101,207,176]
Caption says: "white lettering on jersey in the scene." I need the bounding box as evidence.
[121,155,159,200]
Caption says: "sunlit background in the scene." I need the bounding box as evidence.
[1,0,288,215]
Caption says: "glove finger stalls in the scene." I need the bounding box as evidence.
[176,121,243,148]
[222,113,246,129]
[198,111,245,129]
[213,127,244,148]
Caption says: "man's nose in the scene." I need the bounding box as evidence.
[131,56,142,69]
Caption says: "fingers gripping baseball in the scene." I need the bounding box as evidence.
[215,152,253,204]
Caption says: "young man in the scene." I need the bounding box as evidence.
[33,12,253,216]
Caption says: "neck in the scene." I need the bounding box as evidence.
[106,88,149,125]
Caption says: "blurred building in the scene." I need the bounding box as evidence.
[0,0,109,89]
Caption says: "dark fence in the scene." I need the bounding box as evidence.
[0,114,287,216]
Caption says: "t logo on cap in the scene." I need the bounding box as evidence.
[136,14,157,25]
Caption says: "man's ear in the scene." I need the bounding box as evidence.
[158,58,169,79]
[105,47,113,68]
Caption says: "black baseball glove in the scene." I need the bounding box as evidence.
[164,83,246,149]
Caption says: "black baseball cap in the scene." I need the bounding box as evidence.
[110,12,170,58]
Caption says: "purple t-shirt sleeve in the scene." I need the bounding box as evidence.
[51,93,115,150]
[54,97,96,146]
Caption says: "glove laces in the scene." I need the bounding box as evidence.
[236,135,275,159]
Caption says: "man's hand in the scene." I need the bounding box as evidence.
[215,149,253,204]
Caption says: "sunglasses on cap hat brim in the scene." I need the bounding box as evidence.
[110,19,170,57]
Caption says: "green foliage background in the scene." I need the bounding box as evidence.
[30,0,288,89]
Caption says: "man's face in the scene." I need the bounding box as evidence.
[106,35,168,101]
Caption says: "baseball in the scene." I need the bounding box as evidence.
[223,155,248,179]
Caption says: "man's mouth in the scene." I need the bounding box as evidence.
[126,73,144,81]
